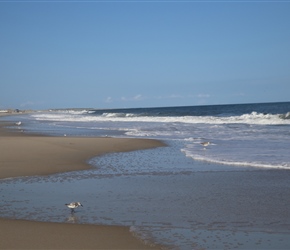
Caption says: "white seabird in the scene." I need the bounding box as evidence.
[15,121,22,126]
[200,141,210,148]
[65,202,83,213]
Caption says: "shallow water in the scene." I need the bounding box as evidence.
[1,144,290,249]
[4,103,290,170]
[1,103,290,249]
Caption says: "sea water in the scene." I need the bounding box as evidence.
[1,102,290,249]
[10,102,290,170]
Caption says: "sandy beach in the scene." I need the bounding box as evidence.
[0,124,165,179]
[0,218,160,249]
[0,120,165,249]
[2,112,290,249]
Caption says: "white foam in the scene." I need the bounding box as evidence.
[181,148,290,170]
[31,111,290,125]
[28,110,290,171]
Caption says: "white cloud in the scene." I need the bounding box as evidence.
[155,94,184,100]
[168,94,183,99]
[121,94,144,102]
[20,101,36,107]
[197,94,210,98]
[105,97,113,103]
[196,93,211,105]
[133,94,143,100]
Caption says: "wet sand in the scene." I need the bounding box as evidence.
[0,121,165,179]
[0,218,159,249]
[0,120,165,249]
[2,116,290,249]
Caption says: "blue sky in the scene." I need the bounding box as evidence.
[1,0,289,110]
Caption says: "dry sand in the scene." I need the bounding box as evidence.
[0,120,165,249]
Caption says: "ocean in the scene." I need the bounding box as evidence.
[12,101,290,170]
[1,102,290,249]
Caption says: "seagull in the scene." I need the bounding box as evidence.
[15,121,22,126]
[65,202,83,213]
[200,141,210,148]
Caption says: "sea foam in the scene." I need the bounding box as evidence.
[32,111,290,125]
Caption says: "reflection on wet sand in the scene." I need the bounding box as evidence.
[66,214,80,224]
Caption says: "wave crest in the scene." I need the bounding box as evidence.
[279,112,290,120]
[31,110,290,125]
[101,112,136,118]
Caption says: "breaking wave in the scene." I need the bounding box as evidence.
[181,148,290,170]
[32,111,290,125]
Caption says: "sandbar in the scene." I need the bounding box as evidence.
[0,120,165,249]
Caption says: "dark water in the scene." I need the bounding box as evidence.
[88,102,290,117]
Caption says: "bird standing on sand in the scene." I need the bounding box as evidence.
[65,202,83,213]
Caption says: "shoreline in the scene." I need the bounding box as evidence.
[0,218,160,249]
[0,120,166,179]
[0,119,165,249]
[2,114,290,249]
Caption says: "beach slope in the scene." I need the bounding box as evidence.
[0,122,164,249]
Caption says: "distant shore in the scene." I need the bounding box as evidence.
[0,118,165,249]
[0,108,35,115]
